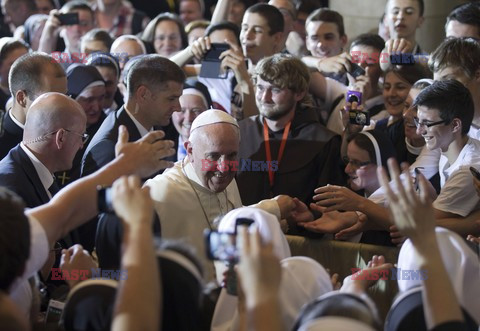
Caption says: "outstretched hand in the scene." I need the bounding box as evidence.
[115,125,175,178]
[287,198,314,224]
[298,204,357,234]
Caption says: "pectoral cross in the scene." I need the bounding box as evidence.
[58,172,70,186]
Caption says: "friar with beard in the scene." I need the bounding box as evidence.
[236,53,346,236]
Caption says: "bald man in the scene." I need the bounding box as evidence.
[0,92,87,208]
[110,35,147,72]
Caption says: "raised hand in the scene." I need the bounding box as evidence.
[115,125,175,178]
[317,52,352,75]
[377,158,435,246]
[111,175,154,228]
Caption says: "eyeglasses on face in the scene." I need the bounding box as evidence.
[23,129,89,145]
[64,129,90,143]
[413,117,448,129]
[342,156,372,168]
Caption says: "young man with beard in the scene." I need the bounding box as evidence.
[236,53,344,234]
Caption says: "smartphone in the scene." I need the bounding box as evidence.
[348,61,366,78]
[45,299,65,325]
[58,13,80,25]
[414,167,423,191]
[205,230,238,262]
[200,43,230,79]
[470,167,480,180]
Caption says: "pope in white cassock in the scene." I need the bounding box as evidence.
[145,109,284,281]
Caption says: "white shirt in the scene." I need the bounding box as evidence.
[433,137,480,217]
[124,107,150,137]
[19,142,54,198]
[468,124,480,140]
[198,71,235,114]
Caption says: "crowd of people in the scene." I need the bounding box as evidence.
[0,0,479,330]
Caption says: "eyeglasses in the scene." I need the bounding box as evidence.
[413,118,448,129]
[342,156,372,168]
[23,129,89,145]
[64,129,90,143]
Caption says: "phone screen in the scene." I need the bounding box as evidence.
[205,231,237,262]
[199,43,230,79]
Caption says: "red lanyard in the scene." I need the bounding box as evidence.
[263,119,291,188]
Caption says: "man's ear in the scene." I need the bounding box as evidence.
[15,90,28,108]
[55,129,66,149]
[294,90,307,103]
[474,68,480,82]
[451,118,462,134]
[135,85,150,103]
[417,16,425,29]
[273,32,284,52]
[185,140,193,158]
[340,34,348,49]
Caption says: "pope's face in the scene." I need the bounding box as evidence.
[187,123,240,193]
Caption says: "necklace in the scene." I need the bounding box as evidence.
[181,158,229,230]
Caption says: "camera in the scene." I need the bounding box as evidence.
[346,90,362,105]
[57,13,79,25]
[349,109,370,126]
[204,218,253,262]
[204,218,254,296]
[346,90,370,125]
[97,186,114,214]
[199,43,230,79]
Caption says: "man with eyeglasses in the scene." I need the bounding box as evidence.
[413,80,480,222]
[0,92,87,208]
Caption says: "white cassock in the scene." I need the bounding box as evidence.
[145,157,243,282]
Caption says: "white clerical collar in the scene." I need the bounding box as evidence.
[19,142,54,195]
[124,107,151,137]
[184,156,208,190]
[9,110,25,129]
